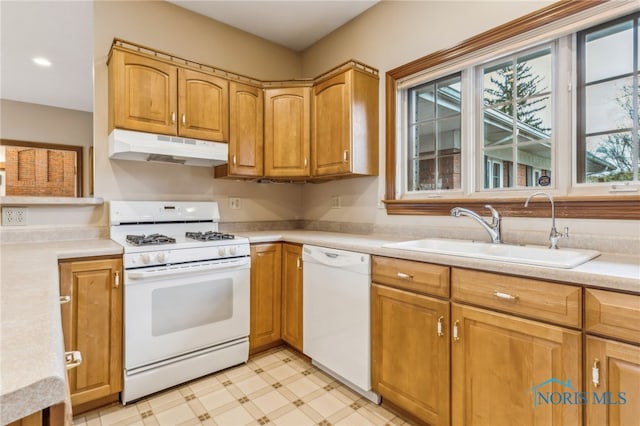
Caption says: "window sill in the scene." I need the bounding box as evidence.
[383,195,640,220]
[0,196,104,206]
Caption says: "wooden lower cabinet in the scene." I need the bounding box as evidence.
[451,303,582,426]
[585,336,640,426]
[249,243,282,353]
[59,257,123,412]
[371,283,450,426]
[7,403,64,426]
[281,243,303,352]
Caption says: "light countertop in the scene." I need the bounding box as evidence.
[0,240,122,425]
[238,231,640,293]
[1,231,637,424]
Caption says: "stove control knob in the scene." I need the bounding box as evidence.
[156,252,168,264]
[218,247,227,256]
[230,246,237,256]
[140,253,151,264]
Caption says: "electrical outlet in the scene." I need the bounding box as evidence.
[229,197,241,209]
[330,195,341,209]
[2,207,28,226]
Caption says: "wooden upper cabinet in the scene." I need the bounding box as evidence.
[227,82,264,177]
[178,69,228,142]
[312,68,378,177]
[109,48,229,142]
[264,87,311,178]
[109,49,177,135]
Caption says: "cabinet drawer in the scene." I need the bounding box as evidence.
[585,289,640,344]
[372,256,449,298]
[451,268,581,328]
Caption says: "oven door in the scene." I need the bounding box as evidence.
[124,257,250,370]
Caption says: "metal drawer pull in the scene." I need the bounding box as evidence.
[171,112,176,124]
[453,320,460,341]
[114,271,120,288]
[59,295,71,304]
[592,358,600,388]
[437,316,444,337]
[296,256,302,269]
[65,351,82,370]
[232,155,237,166]
[343,150,349,162]
[304,157,308,167]
[396,272,413,280]
[494,291,518,302]
[182,113,186,125]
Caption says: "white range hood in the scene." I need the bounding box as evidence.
[108,129,228,167]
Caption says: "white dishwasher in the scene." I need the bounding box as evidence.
[302,244,380,403]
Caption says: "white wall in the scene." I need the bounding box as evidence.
[93,0,304,222]
[299,0,639,251]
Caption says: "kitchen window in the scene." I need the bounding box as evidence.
[400,43,557,196]
[385,1,639,219]
[478,45,554,191]
[407,73,462,192]
[577,13,640,184]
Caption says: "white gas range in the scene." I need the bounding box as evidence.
[109,201,250,404]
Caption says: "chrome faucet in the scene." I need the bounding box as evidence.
[524,191,569,249]
[450,205,502,244]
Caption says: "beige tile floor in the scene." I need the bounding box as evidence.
[73,346,413,426]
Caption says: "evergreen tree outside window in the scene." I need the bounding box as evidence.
[478,45,553,190]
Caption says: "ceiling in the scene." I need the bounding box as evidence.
[0,1,94,112]
[0,0,378,113]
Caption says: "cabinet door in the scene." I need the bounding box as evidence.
[312,71,352,176]
[59,258,123,408]
[371,283,450,426]
[250,243,282,353]
[228,82,264,177]
[178,68,229,141]
[264,87,311,177]
[586,336,640,426]
[109,50,177,135]
[451,303,581,426]
[312,69,378,177]
[281,243,303,352]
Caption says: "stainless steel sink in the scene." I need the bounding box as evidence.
[382,238,600,269]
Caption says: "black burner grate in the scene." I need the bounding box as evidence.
[185,231,235,241]
[126,233,176,246]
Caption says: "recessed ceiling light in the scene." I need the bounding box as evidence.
[32,57,52,67]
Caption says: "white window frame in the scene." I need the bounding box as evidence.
[394,1,639,201]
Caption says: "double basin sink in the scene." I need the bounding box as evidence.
[383,238,600,269]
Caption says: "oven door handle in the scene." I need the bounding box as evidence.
[126,257,250,280]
